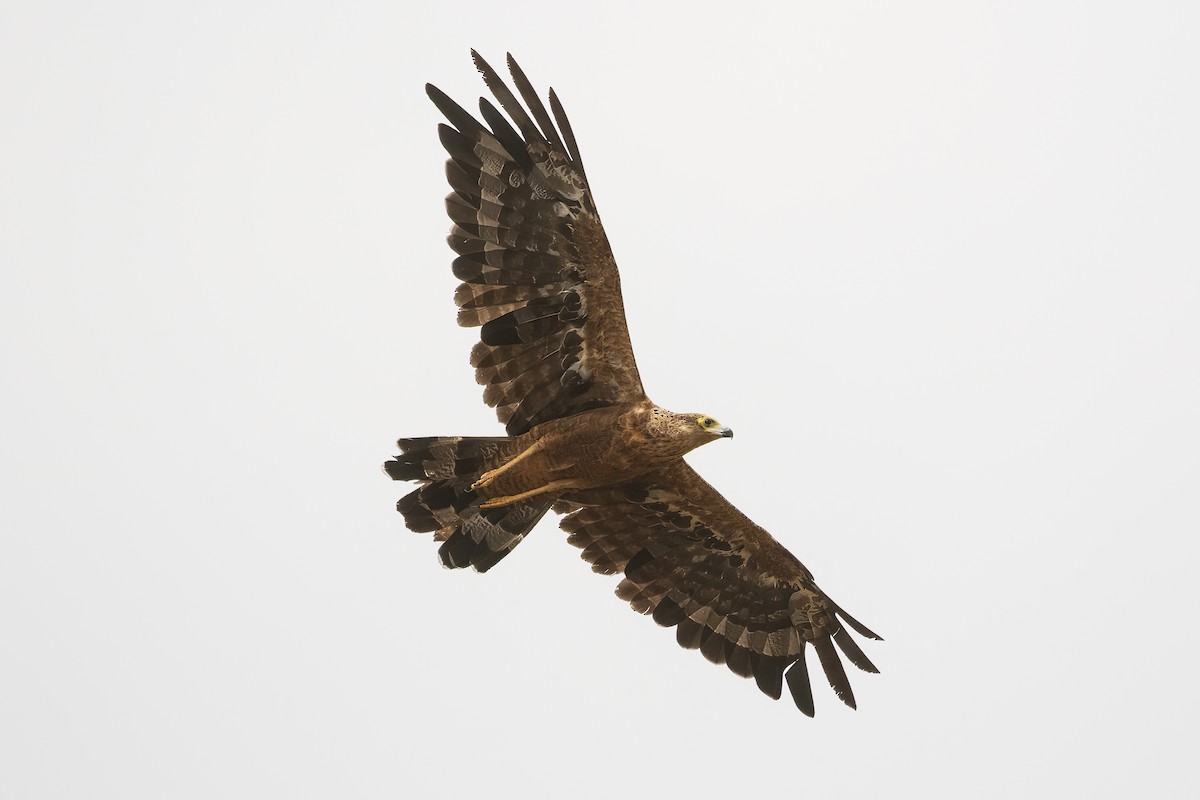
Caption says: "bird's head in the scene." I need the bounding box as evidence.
[694,414,734,441]
[648,407,733,456]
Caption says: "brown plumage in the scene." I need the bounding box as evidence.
[384,51,882,715]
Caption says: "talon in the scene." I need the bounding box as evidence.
[472,469,497,492]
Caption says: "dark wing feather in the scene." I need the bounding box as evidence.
[548,88,587,184]
[428,52,646,435]
[556,461,881,715]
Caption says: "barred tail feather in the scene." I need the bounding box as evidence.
[384,436,551,572]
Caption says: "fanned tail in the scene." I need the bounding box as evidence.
[384,436,552,571]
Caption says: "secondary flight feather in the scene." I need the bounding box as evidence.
[385,51,882,715]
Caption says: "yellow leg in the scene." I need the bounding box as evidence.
[471,440,543,492]
[478,480,575,509]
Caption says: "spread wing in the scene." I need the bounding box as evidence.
[554,461,882,715]
[427,51,646,436]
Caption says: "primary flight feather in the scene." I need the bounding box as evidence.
[385,51,882,715]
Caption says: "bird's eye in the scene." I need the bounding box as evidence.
[702,418,714,427]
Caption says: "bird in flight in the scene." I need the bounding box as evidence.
[385,51,882,715]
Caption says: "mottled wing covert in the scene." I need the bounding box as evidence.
[555,461,882,716]
[428,52,646,435]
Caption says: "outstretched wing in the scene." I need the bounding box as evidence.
[427,52,646,436]
[555,461,882,716]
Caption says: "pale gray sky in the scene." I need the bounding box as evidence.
[3,2,1199,797]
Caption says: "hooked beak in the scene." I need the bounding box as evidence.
[715,425,734,439]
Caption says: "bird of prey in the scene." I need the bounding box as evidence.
[385,52,882,715]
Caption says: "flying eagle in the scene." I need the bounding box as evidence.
[385,52,882,715]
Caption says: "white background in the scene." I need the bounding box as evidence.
[3,2,1198,797]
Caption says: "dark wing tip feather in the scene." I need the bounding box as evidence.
[833,625,880,674]
[468,48,488,83]
[548,88,587,184]
[832,601,884,641]
[504,52,563,150]
[784,648,816,717]
[812,635,857,710]
[424,82,453,109]
[751,653,788,701]
[426,83,485,139]
[470,50,543,146]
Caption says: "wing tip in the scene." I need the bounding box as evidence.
[784,653,816,717]
[833,601,884,641]
[813,635,858,711]
[832,624,881,674]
